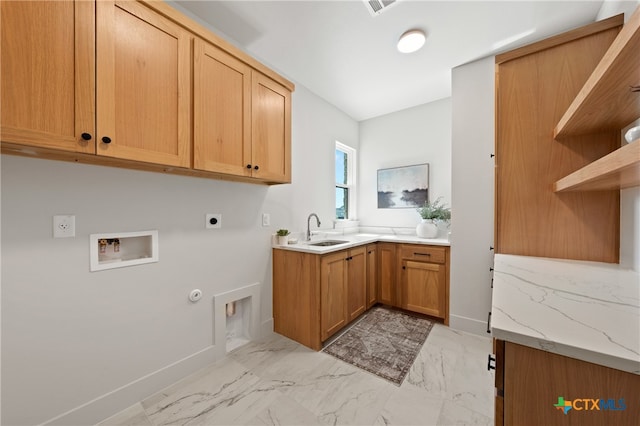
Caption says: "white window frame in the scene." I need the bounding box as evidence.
[335,141,357,220]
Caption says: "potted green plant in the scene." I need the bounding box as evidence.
[276,229,290,245]
[416,197,451,238]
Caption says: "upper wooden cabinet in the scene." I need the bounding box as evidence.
[0,0,95,153]
[193,39,252,176]
[1,0,294,184]
[193,43,292,183]
[251,72,292,183]
[96,0,191,168]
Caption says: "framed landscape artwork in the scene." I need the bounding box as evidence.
[377,164,429,208]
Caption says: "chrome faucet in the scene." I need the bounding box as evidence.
[306,213,321,241]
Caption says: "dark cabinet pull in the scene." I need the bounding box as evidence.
[246,164,252,169]
[402,266,406,270]
[487,354,496,371]
[254,165,259,170]
[486,311,492,333]
[414,252,430,256]
[101,136,112,144]
[81,133,92,141]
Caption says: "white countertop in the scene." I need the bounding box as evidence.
[491,254,640,375]
[272,232,450,254]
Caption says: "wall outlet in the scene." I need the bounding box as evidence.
[262,213,270,227]
[206,213,222,229]
[53,215,75,238]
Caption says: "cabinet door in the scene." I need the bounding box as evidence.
[321,251,347,341]
[347,246,367,322]
[1,0,95,153]
[366,244,378,308]
[402,260,446,318]
[251,72,291,183]
[96,0,191,167]
[377,243,398,306]
[504,342,640,425]
[193,38,251,176]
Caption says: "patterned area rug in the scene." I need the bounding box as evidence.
[322,306,434,386]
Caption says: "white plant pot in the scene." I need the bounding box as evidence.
[277,235,289,245]
[416,219,438,238]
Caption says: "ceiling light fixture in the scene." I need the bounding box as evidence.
[397,29,426,53]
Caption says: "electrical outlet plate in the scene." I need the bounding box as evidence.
[262,213,270,227]
[206,213,222,229]
[53,215,75,238]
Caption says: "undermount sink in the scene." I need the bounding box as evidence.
[308,240,349,247]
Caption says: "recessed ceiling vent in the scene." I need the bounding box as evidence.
[364,0,398,17]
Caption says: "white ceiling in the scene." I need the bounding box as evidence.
[175,0,606,121]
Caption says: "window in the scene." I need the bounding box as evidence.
[335,142,356,219]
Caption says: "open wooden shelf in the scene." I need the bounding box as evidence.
[554,139,640,191]
[554,6,640,138]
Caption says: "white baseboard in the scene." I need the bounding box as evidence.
[43,345,220,426]
[449,313,492,337]
[260,318,274,339]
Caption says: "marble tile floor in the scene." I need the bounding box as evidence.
[98,324,494,426]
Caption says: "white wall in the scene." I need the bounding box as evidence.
[0,87,357,425]
[450,56,495,335]
[358,99,452,234]
[270,85,359,238]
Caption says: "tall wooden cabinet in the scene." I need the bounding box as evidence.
[96,0,191,167]
[495,15,623,263]
[0,0,95,153]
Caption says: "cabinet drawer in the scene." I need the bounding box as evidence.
[400,245,446,264]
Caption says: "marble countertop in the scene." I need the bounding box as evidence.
[272,232,450,254]
[491,254,640,375]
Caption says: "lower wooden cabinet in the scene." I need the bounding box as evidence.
[399,244,449,323]
[377,243,398,306]
[320,246,366,341]
[366,244,378,309]
[377,243,450,324]
[273,242,450,350]
[493,339,640,426]
[273,246,368,350]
